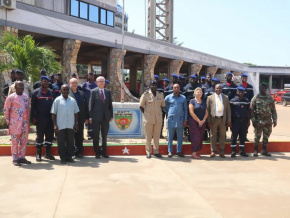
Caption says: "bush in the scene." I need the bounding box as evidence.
[0,115,8,129]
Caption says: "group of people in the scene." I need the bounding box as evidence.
[3,68,277,166]
[140,72,277,159]
[3,69,113,166]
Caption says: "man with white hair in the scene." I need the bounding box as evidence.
[89,76,113,159]
[69,78,89,158]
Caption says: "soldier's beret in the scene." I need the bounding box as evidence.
[163,78,169,82]
[237,86,246,91]
[226,71,233,75]
[212,77,219,82]
[153,75,160,80]
[201,76,206,80]
[150,81,158,85]
[190,75,197,79]
[172,74,178,78]
[41,76,50,81]
[105,79,110,84]
[16,69,24,74]
[241,73,248,77]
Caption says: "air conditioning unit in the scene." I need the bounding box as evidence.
[0,0,16,10]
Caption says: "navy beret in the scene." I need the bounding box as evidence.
[226,71,233,75]
[172,74,178,78]
[41,76,50,81]
[201,76,206,80]
[153,75,160,80]
[237,86,246,91]
[105,79,110,84]
[241,73,248,77]
[163,78,169,82]
[190,75,197,79]
[212,77,220,82]
[16,69,24,74]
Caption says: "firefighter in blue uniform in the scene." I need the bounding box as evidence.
[52,73,63,99]
[183,75,201,103]
[204,77,220,100]
[221,72,237,100]
[238,73,254,102]
[31,76,55,162]
[164,74,178,98]
[230,86,250,158]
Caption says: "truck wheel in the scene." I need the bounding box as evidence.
[282,100,287,106]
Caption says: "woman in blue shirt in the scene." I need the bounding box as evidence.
[188,87,208,159]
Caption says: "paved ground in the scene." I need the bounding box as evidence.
[1,153,290,218]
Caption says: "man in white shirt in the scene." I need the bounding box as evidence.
[206,84,231,158]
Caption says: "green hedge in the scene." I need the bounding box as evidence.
[0,115,8,129]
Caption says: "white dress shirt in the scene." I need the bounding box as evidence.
[214,93,224,116]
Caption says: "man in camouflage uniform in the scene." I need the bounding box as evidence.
[250,84,277,157]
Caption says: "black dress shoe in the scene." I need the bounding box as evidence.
[168,152,173,158]
[67,158,75,163]
[61,160,67,164]
[19,158,31,164]
[177,152,185,157]
[154,153,163,158]
[102,154,109,158]
[95,154,101,159]
[146,154,151,159]
[12,160,21,166]
[45,154,55,160]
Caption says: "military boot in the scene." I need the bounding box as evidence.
[253,146,258,157]
[36,147,42,162]
[261,144,271,156]
[239,147,249,157]
[45,145,55,160]
[231,146,236,158]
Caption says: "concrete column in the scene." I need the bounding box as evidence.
[109,48,139,102]
[129,65,137,92]
[62,39,81,83]
[169,59,183,78]
[232,71,241,84]
[207,66,218,77]
[101,60,108,75]
[144,54,159,87]
[269,75,273,90]
[190,63,202,75]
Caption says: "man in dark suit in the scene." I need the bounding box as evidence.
[207,84,231,158]
[69,78,89,158]
[89,76,113,159]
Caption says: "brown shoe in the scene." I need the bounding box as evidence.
[219,154,225,158]
[210,153,216,158]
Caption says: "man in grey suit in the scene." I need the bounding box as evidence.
[207,84,231,158]
[89,76,113,158]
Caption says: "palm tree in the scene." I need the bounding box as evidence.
[0,32,61,82]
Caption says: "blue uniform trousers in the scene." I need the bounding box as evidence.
[231,118,248,147]
[167,127,183,153]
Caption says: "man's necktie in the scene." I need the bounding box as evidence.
[101,89,105,103]
[217,95,223,113]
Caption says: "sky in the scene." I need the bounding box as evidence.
[122,0,290,66]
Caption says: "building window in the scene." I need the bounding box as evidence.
[100,9,107,25]
[70,0,114,27]
[70,0,79,17]
[79,2,88,19]
[89,5,99,23]
[107,11,114,26]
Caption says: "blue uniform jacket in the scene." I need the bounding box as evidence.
[230,96,250,120]
[238,83,254,102]
[164,93,188,128]
[221,82,237,100]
